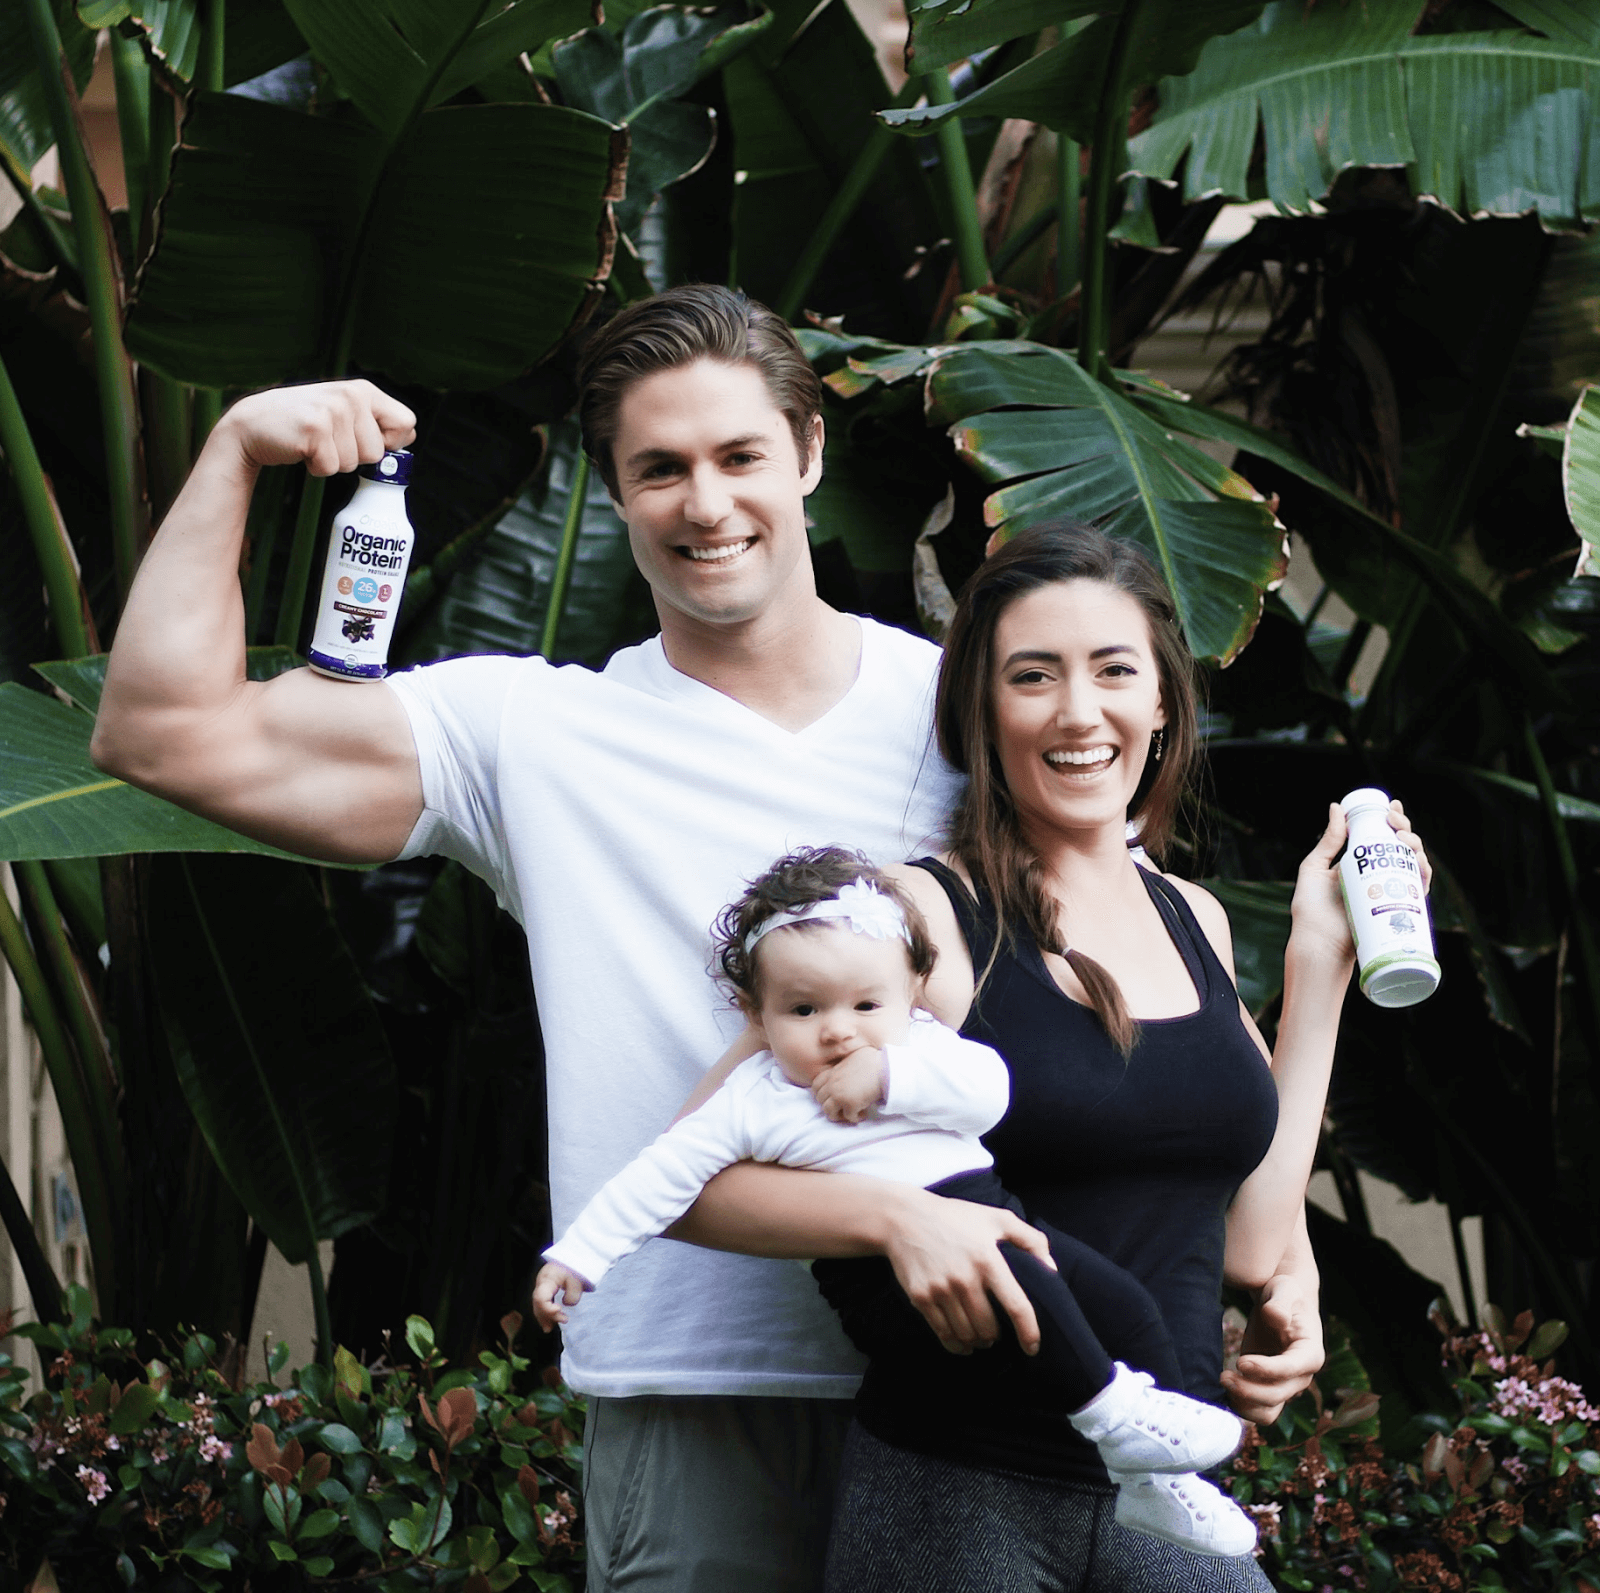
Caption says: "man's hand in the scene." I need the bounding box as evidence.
[883,1186,1055,1357]
[218,379,416,477]
[811,1045,884,1123]
[532,1262,591,1331]
[1220,1271,1325,1424]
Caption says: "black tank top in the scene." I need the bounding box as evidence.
[856,859,1278,1482]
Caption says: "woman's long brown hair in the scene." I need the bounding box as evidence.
[935,521,1201,1056]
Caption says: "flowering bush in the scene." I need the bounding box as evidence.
[0,1288,585,1590]
[1224,1307,1600,1593]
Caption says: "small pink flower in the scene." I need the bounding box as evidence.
[76,1465,110,1504]
[199,1436,231,1465]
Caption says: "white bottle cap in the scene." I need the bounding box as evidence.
[1340,787,1391,818]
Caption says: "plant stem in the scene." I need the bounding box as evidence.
[108,28,150,256]
[0,351,93,657]
[273,474,327,649]
[1523,717,1600,1061]
[200,0,225,90]
[0,1150,65,1324]
[992,202,1058,282]
[540,453,589,660]
[243,465,289,642]
[14,862,124,1204]
[776,78,923,324]
[307,1240,333,1367]
[1057,132,1081,293]
[1078,0,1146,382]
[924,70,988,293]
[192,388,223,451]
[21,0,146,603]
[142,369,192,526]
[0,873,118,1311]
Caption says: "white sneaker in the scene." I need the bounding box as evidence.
[1070,1362,1244,1474]
[1114,1471,1259,1559]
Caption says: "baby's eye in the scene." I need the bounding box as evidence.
[791,1003,816,1017]
[854,1000,881,1012]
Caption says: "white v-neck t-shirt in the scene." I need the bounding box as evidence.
[388,616,960,1397]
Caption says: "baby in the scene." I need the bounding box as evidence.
[533,848,1256,1558]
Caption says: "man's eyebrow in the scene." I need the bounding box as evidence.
[622,433,772,472]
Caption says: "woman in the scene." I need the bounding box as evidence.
[814,521,1427,1590]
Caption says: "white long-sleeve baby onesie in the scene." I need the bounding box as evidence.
[544,1014,1010,1289]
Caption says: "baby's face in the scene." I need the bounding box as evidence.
[753,925,918,1089]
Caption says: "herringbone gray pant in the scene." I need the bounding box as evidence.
[825,1422,1274,1593]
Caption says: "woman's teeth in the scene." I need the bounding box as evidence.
[1045,746,1116,768]
[684,539,752,562]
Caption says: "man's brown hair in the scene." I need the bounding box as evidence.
[576,284,824,496]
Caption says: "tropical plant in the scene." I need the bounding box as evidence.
[2,0,1600,1502]
[0,1287,588,1590]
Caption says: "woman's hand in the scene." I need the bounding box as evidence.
[1288,798,1431,974]
[1220,1271,1325,1424]
[882,1187,1055,1356]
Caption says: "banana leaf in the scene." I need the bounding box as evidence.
[0,0,95,184]
[553,3,770,237]
[1202,877,1292,1018]
[399,419,639,667]
[1560,385,1600,574]
[283,0,593,135]
[0,676,335,863]
[148,853,396,1264]
[927,341,1287,665]
[1129,1,1600,228]
[125,25,625,389]
[884,0,1270,144]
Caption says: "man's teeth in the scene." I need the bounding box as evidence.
[685,539,752,562]
[1045,747,1115,767]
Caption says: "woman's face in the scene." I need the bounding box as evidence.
[988,578,1166,842]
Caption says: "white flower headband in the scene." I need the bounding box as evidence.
[744,878,911,955]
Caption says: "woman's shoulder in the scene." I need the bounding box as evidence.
[1159,874,1237,977]
[883,857,977,1028]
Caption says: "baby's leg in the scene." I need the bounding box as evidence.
[1001,1220,1184,1398]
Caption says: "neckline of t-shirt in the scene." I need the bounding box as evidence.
[637,613,876,739]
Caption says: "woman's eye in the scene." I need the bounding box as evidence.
[1102,663,1136,678]
[1011,669,1049,685]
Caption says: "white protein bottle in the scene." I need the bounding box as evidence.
[1338,787,1440,1008]
[307,448,416,681]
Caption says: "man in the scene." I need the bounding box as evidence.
[94,285,1322,1589]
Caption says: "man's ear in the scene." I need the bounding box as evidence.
[800,414,825,496]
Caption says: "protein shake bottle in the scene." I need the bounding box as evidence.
[1337,787,1440,1008]
[307,449,416,681]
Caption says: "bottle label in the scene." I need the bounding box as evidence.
[1338,810,1438,1001]
[307,482,414,681]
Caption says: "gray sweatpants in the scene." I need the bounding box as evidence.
[583,1395,854,1592]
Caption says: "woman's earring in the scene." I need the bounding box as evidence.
[1151,727,1166,764]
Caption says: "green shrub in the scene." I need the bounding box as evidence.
[0,1289,585,1590]
[1227,1310,1600,1592]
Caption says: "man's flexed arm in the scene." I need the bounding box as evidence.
[93,382,426,864]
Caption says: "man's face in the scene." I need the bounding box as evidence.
[607,358,824,631]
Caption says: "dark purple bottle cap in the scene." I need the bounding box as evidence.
[359,448,412,486]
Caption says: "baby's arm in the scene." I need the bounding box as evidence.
[812,1044,886,1123]
[540,1079,753,1302]
[884,1020,1010,1135]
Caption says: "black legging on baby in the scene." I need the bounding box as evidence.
[811,1168,1182,1412]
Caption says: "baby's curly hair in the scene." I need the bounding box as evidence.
[713,846,936,1010]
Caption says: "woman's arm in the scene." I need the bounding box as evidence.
[1221,1207,1325,1424]
[668,1161,1054,1355]
[1178,801,1429,1288]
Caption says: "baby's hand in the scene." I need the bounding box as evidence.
[532,1262,590,1330]
[812,1045,886,1124]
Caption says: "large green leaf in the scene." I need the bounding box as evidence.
[0,681,327,862]
[125,90,624,389]
[906,0,1100,73]
[401,420,638,666]
[148,853,395,1263]
[1562,384,1600,575]
[79,0,202,80]
[553,4,770,236]
[0,0,95,184]
[927,342,1287,664]
[883,0,1269,144]
[722,0,946,340]
[1129,2,1600,227]
[1202,877,1292,1017]
[283,0,593,136]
